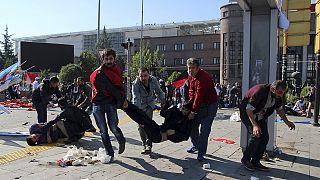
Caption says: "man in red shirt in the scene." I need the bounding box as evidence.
[90,49,127,163]
[186,58,218,161]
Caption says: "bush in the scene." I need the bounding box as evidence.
[300,86,311,98]
[286,93,298,106]
[59,64,83,82]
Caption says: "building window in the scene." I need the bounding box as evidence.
[213,57,220,64]
[230,10,237,17]
[195,58,203,65]
[174,58,184,65]
[174,43,184,51]
[156,44,166,51]
[213,42,220,49]
[162,59,166,66]
[223,11,229,18]
[193,43,203,50]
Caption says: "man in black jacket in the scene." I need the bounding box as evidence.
[26,97,95,146]
[123,101,193,143]
[32,77,61,123]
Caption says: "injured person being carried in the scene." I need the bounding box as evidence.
[123,100,193,143]
[26,97,96,146]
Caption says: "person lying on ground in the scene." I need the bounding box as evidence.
[122,100,193,143]
[293,97,307,116]
[26,97,95,146]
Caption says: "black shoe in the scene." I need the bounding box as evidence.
[141,147,146,154]
[252,161,270,171]
[241,157,255,171]
[118,142,125,154]
[187,146,198,154]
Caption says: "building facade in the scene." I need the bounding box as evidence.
[133,34,221,82]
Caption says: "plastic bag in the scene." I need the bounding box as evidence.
[230,112,241,122]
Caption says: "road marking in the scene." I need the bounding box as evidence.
[0,116,133,165]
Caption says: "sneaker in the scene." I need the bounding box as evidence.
[118,142,125,154]
[187,146,198,154]
[241,157,255,171]
[141,147,146,154]
[252,161,270,171]
[144,146,152,155]
[197,154,205,161]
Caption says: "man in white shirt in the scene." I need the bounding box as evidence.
[32,77,41,91]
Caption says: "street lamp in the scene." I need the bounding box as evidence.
[139,0,144,68]
[97,0,101,46]
[121,39,133,100]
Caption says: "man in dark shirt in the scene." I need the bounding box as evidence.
[32,77,61,123]
[123,101,193,144]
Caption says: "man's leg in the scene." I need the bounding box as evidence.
[197,103,218,160]
[251,119,269,171]
[56,121,69,138]
[105,103,126,154]
[188,118,200,153]
[34,102,45,123]
[93,104,114,157]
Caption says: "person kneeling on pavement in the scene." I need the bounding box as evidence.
[26,97,96,146]
[122,100,194,143]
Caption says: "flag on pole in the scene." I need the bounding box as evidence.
[277,0,290,30]
[0,63,19,81]
[25,72,38,84]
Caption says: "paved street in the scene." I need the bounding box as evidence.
[0,108,319,180]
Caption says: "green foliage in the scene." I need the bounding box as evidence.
[3,57,16,68]
[131,46,165,79]
[79,50,99,81]
[0,25,16,68]
[117,55,126,72]
[39,69,51,79]
[286,93,299,106]
[300,86,311,98]
[96,26,112,49]
[58,64,83,82]
[167,71,181,83]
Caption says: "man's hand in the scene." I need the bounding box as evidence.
[285,121,295,130]
[253,125,262,138]
[122,100,128,109]
[188,111,196,119]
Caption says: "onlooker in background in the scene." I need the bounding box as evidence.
[32,77,61,123]
[165,81,174,105]
[307,85,315,118]
[293,97,306,116]
[132,68,165,154]
[75,77,92,114]
[32,77,41,92]
[186,58,218,161]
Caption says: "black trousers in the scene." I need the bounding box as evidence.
[124,103,162,143]
[241,114,269,164]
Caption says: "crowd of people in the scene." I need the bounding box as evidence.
[20,48,301,171]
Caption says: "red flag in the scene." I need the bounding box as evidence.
[172,78,187,89]
[25,72,38,84]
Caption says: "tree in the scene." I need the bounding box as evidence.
[167,71,181,83]
[0,25,16,69]
[59,64,83,82]
[130,45,165,80]
[39,69,51,79]
[79,50,99,81]
[96,26,112,49]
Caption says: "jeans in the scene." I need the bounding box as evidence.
[190,102,218,155]
[93,103,125,157]
[33,101,47,123]
[242,117,269,163]
[138,107,153,148]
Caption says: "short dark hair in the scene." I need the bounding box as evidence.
[50,77,59,83]
[271,80,287,90]
[182,101,193,110]
[26,136,37,146]
[139,67,149,74]
[187,58,200,67]
[101,49,116,59]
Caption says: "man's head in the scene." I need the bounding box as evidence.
[182,101,192,116]
[138,68,150,85]
[35,77,40,82]
[187,58,200,77]
[49,77,59,88]
[26,134,40,146]
[58,97,69,110]
[77,77,85,86]
[99,49,116,68]
[270,80,287,98]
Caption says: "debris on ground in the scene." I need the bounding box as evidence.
[250,176,259,180]
[0,99,32,109]
[229,112,241,122]
[202,163,211,169]
[209,138,236,144]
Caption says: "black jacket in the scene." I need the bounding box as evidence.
[32,80,61,105]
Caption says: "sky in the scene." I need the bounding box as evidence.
[0,0,230,39]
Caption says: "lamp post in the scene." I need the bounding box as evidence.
[139,0,144,68]
[97,0,101,46]
[121,39,133,100]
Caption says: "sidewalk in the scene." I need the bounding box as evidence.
[0,108,319,180]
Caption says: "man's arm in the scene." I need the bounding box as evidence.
[131,81,142,109]
[246,104,261,138]
[153,78,165,103]
[276,108,295,130]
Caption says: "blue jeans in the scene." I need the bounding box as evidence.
[190,102,218,156]
[93,103,125,157]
